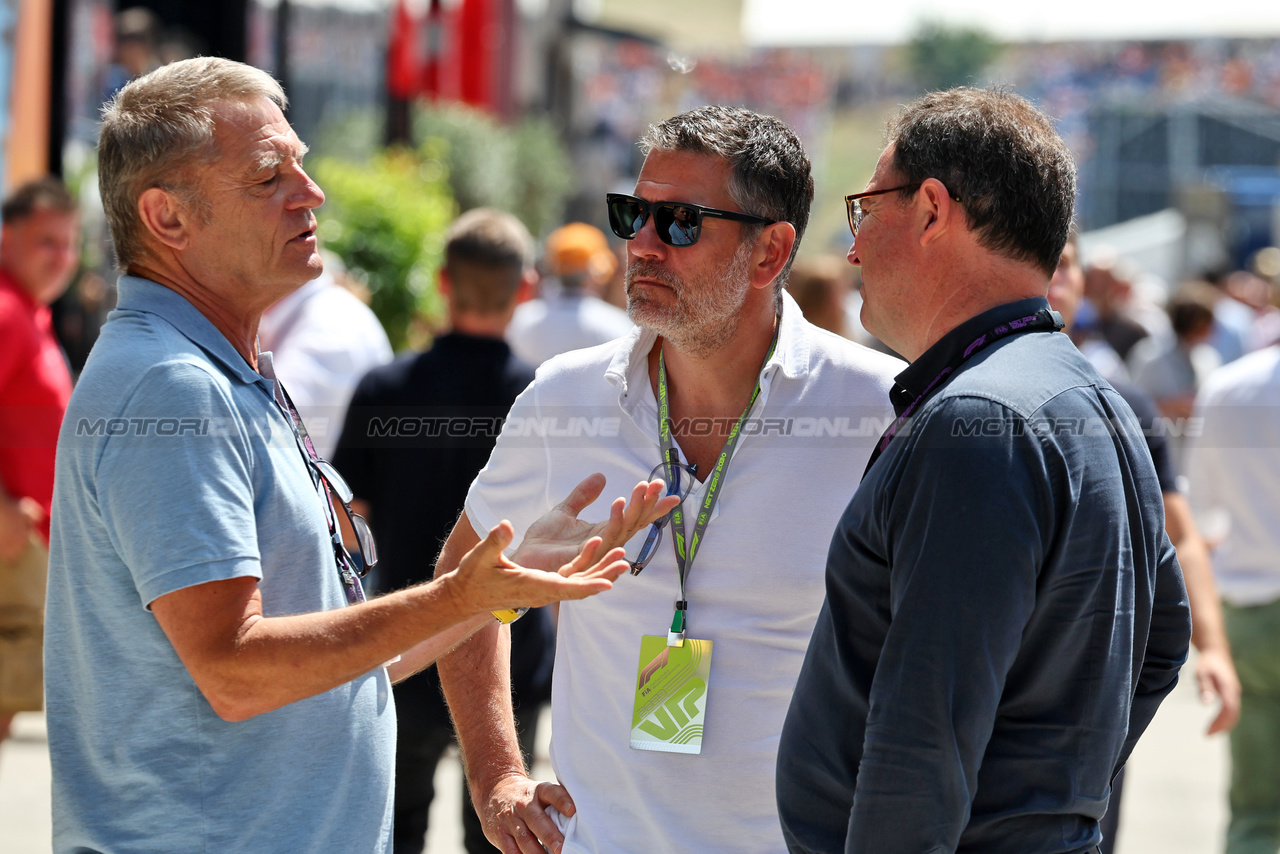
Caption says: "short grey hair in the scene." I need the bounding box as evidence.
[98,57,286,271]
[639,106,813,291]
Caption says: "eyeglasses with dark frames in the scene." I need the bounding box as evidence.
[629,460,699,575]
[606,192,775,248]
[845,182,963,237]
[844,184,920,238]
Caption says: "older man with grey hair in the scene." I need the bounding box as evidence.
[44,57,670,854]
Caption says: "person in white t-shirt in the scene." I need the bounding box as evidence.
[435,106,902,854]
[259,256,393,460]
[506,222,633,366]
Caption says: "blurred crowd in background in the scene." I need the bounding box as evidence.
[5,2,1280,852]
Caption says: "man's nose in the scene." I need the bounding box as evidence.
[289,165,325,210]
[628,212,667,261]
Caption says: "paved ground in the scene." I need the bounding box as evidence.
[0,652,1231,853]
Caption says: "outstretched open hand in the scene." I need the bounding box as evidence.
[510,473,681,572]
[446,520,630,616]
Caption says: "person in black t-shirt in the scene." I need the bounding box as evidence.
[333,208,547,854]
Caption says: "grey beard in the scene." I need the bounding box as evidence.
[626,241,753,359]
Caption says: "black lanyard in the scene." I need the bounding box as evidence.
[863,307,1064,478]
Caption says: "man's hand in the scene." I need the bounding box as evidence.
[442,520,630,615]
[511,473,681,572]
[1196,646,1242,735]
[477,773,576,854]
[0,496,41,561]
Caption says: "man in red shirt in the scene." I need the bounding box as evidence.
[0,177,79,743]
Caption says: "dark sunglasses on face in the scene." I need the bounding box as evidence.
[606,192,775,247]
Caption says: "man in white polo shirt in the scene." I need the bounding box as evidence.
[436,106,902,854]
[1186,343,1280,854]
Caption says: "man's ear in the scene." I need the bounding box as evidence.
[917,178,958,248]
[137,187,194,251]
[750,221,797,292]
[515,270,538,304]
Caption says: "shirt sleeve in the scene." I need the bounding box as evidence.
[463,379,553,542]
[95,360,263,608]
[846,398,1050,854]
[1184,384,1226,536]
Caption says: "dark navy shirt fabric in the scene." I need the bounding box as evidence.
[776,298,1191,854]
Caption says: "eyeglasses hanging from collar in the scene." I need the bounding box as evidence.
[277,382,378,604]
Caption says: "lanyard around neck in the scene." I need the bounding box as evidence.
[656,319,780,642]
[862,307,1064,478]
[276,379,367,604]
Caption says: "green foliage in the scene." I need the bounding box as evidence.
[509,116,578,240]
[312,150,456,350]
[907,21,1002,92]
[413,103,574,239]
[306,103,572,349]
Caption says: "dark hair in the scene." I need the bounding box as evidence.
[639,105,813,290]
[1168,281,1218,338]
[2,177,78,225]
[886,87,1076,277]
[444,208,533,314]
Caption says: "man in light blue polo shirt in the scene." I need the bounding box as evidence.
[45,57,670,854]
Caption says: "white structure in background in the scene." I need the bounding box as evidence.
[1077,208,1192,295]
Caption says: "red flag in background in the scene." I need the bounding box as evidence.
[386,0,420,99]
[386,0,512,116]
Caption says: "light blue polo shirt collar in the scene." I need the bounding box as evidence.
[114,275,271,393]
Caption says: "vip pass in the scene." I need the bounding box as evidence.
[627,320,779,755]
[630,636,713,755]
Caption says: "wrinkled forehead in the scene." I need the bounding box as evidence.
[207,96,307,172]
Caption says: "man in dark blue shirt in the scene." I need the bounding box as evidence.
[776,87,1192,854]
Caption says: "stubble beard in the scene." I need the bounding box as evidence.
[625,241,754,359]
